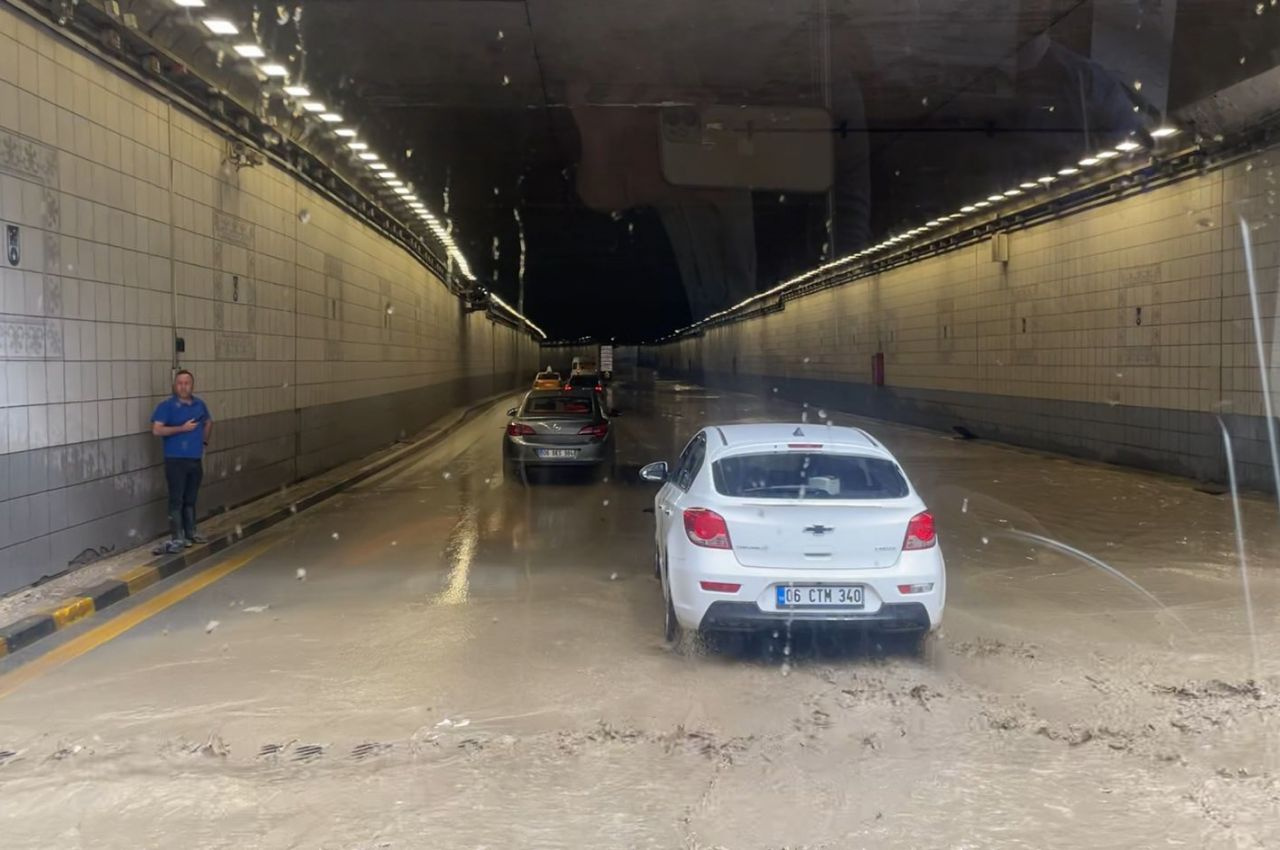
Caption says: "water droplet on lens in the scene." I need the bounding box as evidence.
[609,572,618,581]
[817,409,826,418]
[235,523,243,537]
[442,471,452,480]
[331,532,340,540]
[289,503,298,514]
[298,209,311,224]
[1257,2,1265,13]
[205,620,220,634]
[1240,56,1247,65]
[497,29,504,39]
[602,499,610,506]
[981,536,989,545]
[777,194,786,203]
[961,498,969,513]
[502,74,511,86]
[802,356,810,364]
[296,567,307,580]
[1133,80,1142,91]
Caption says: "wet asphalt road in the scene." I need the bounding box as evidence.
[1,375,1278,849]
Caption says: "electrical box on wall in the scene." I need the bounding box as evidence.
[990,232,1009,264]
[4,222,20,267]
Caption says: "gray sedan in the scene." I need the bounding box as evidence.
[503,390,616,478]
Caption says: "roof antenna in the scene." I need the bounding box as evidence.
[792,427,805,437]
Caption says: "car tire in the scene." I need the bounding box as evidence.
[663,568,681,645]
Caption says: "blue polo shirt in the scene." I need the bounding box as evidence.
[152,395,211,459]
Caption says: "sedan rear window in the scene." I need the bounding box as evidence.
[522,396,595,416]
[712,453,909,499]
[567,374,599,388]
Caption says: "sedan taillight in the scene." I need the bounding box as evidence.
[577,422,609,438]
[683,508,732,550]
[506,423,535,437]
[903,511,936,550]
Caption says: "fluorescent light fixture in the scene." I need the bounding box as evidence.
[379,171,396,179]
[319,113,343,122]
[233,44,265,58]
[986,195,1004,202]
[259,63,288,77]
[1037,175,1056,183]
[926,220,940,227]
[1115,140,1140,152]
[394,187,412,195]
[1078,157,1100,166]
[301,101,327,112]
[1096,150,1120,160]
[370,164,389,172]
[1057,167,1079,176]
[974,201,991,208]
[347,142,368,150]
[283,85,310,97]
[1004,189,1022,196]
[202,18,238,34]
[174,0,206,7]
[357,152,379,161]
[1020,182,1038,189]
[1151,126,1179,138]
[384,180,404,187]
[960,205,977,213]
[334,128,357,137]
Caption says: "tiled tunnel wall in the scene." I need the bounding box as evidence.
[646,150,1280,493]
[0,8,539,593]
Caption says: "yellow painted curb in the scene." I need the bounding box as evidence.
[46,597,95,629]
[121,566,161,594]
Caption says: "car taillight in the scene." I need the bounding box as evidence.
[563,384,573,391]
[684,508,732,550]
[577,422,609,438]
[594,384,603,393]
[506,423,535,437]
[903,511,936,550]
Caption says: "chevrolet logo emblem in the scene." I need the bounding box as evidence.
[803,524,833,535]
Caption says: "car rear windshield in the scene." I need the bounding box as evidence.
[712,452,909,499]
[522,396,595,416]
[567,374,598,388]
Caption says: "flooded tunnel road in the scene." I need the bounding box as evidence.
[0,378,1277,849]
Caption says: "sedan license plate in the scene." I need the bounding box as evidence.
[777,585,864,608]
[536,448,578,459]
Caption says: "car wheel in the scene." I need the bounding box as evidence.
[663,568,681,644]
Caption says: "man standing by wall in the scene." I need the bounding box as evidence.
[151,370,214,554]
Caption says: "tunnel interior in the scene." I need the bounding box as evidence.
[1,1,1280,847]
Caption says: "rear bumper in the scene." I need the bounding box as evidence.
[698,600,932,633]
[504,438,611,466]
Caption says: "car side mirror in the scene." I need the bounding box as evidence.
[639,461,668,483]
[506,407,518,417]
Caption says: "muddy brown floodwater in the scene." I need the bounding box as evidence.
[0,377,1277,849]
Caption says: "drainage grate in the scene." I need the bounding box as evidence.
[293,744,325,762]
[350,741,393,761]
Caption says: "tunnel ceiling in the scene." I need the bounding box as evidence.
[208,0,1273,341]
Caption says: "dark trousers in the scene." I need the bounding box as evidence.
[164,457,203,540]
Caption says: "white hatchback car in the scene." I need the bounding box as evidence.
[641,423,945,646]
